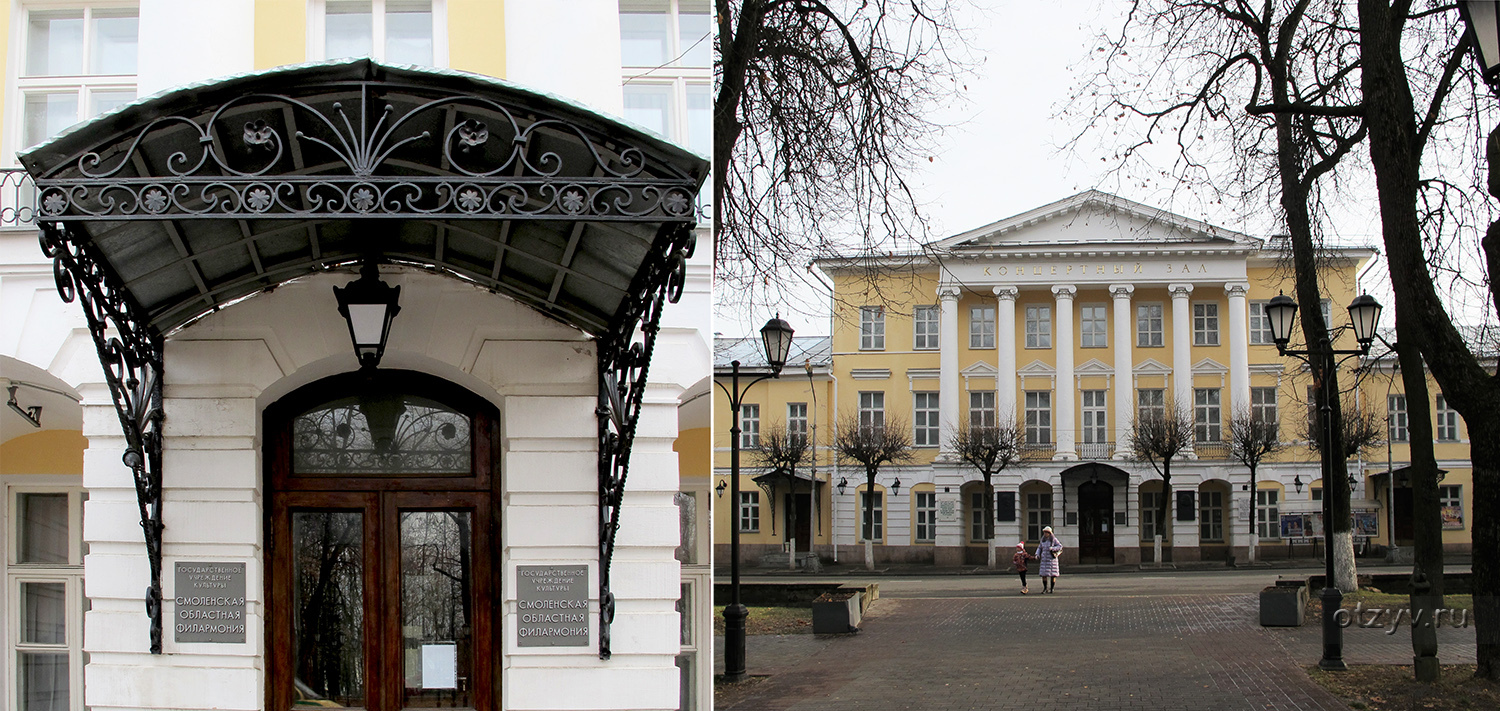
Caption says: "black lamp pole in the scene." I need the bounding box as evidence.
[1266,292,1382,671]
[716,317,794,683]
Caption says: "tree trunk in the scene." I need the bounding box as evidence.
[1333,531,1357,593]
[1157,460,1173,556]
[864,540,874,571]
[1396,320,1444,681]
[1249,465,1258,564]
[986,474,996,569]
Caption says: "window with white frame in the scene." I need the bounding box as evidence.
[1081,390,1107,445]
[859,490,884,541]
[913,305,939,350]
[858,391,884,430]
[737,491,759,532]
[1025,492,1052,542]
[1137,303,1164,347]
[968,490,992,542]
[914,491,936,543]
[969,305,995,349]
[786,402,808,445]
[1194,388,1222,442]
[1436,394,1460,442]
[968,390,995,428]
[621,1,711,176]
[1251,386,1279,437]
[1249,301,1274,345]
[1388,394,1408,442]
[1140,492,1162,540]
[738,403,759,448]
[1193,302,1220,346]
[1256,489,1279,540]
[1199,490,1224,542]
[1080,304,1108,347]
[1024,391,1051,445]
[859,307,885,350]
[1137,388,1165,423]
[312,0,442,66]
[1024,305,1051,349]
[913,392,940,447]
[17,6,138,151]
[7,488,85,711]
[1439,485,1463,529]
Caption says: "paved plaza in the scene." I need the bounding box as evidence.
[714,569,1477,710]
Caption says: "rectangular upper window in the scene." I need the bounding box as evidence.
[1388,394,1408,443]
[1251,386,1279,438]
[969,305,995,349]
[913,305,939,350]
[1080,304,1108,347]
[858,391,885,430]
[1249,301,1273,345]
[1436,394,1460,442]
[738,491,759,532]
[914,491,936,543]
[621,1,711,159]
[1194,388,1221,442]
[913,392,939,447]
[1193,302,1220,346]
[1024,391,1051,445]
[312,0,443,66]
[968,390,995,428]
[738,403,759,449]
[1137,388,1165,423]
[1024,305,1051,349]
[860,307,885,350]
[620,0,711,69]
[18,6,139,151]
[1137,303,1163,347]
[786,402,808,443]
[7,488,86,711]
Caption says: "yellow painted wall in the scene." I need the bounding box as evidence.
[447,0,505,78]
[0,3,9,149]
[0,430,87,475]
[675,425,710,480]
[254,0,307,69]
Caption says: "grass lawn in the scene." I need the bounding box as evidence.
[1309,665,1500,710]
[713,605,813,636]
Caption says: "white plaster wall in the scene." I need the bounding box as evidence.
[67,269,684,711]
[136,0,256,96]
[504,0,625,115]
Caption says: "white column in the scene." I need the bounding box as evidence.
[1110,284,1135,459]
[1052,284,1077,461]
[1170,283,1195,454]
[994,286,1019,421]
[938,285,961,456]
[1225,282,1251,417]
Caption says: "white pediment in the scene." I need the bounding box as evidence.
[1192,358,1228,374]
[1017,360,1056,376]
[1133,358,1172,376]
[933,190,1259,253]
[1075,358,1114,375]
[961,361,998,377]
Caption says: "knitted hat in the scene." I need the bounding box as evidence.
[1016,542,1026,549]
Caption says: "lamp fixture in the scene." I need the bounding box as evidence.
[760,315,795,376]
[1293,475,1304,494]
[890,477,902,497]
[7,385,41,428]
[1461,1,1500,86]
[715,479,727,498]
[837,477,848,495]
[333,261,402,370]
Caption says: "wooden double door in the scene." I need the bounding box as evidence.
[1076,481,1115,564]
[265,372,500,711]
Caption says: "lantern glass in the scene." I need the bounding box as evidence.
[1347,294,1382,346]
[759,316,794,373]
[346,303,389,346]
[1265,293,1298,345]
[1464,1,1500,80]
[334,264,402,369]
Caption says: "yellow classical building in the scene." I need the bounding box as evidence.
[714,191,1477,568]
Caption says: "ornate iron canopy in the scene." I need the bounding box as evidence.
[16,59,708,659]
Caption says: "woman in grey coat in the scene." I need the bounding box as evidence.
[1035,526,1063,593]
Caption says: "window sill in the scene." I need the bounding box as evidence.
[1023,344,1053,350]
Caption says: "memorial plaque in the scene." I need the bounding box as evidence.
[516,565,589,647]
[174,562,246,643]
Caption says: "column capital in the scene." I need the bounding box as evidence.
[937,285,962,300]
[1050,284,1077,299]
[1224,282,1250,298]
[1168,283,1195,298]
[992,285,1019,301]
[1109,284,1135,299]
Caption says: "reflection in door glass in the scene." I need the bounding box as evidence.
[401,511,473,709]
[292,511,365,709]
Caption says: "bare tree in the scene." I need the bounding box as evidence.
[833,413,913,570]
[714,0,969,316]
[1300,395,1386,461]
[750,421,812,568]
[1228,406,1285,564]
[950,417,1022,568]
[1129,402,1194,561]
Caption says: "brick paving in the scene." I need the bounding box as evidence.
[716,591,1478,710]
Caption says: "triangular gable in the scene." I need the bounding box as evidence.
[932,190,1259,252]
[1133,358,1172,376]
[1018,360,1056,376]
[1192,358,1228,374]
[1075,358,1114,375]
[961,361,998,377]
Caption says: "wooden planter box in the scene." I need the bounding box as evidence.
[1259,585,1307,627]
[811,591,863,633]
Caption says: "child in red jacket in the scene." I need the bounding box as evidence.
[1011,542,1037,594]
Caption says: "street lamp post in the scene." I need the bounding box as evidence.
[1265,292,1382,671]
[716,316,794,683]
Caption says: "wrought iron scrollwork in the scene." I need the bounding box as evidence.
[595,222,694,660]
[38,222,167,654]
[32,83,701,222]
